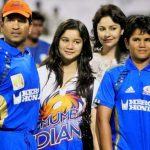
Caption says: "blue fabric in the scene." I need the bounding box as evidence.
[95,58,150,150]
[0,130,37,150]
[0,39,40,150]
[28,40,50,65]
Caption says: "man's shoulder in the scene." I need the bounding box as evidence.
[103,64,128,83]
[0,39,5,51]
[0,40,11,83]
[38,40,50,47]
[0,39,13,54]
[107,64,126,74]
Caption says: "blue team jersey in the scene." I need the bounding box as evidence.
[0,39,40,149]
[95,58,150,150]
[28,40,50,65]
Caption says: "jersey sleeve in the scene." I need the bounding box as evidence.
[0,53,5,76]
[91,79,100,108]
[94,71,115,109]
[0,51,10,85]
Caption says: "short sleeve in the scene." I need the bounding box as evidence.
[94,71,115,109]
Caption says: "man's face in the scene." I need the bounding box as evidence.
[1,14,31,46]
[125,29,150,63]
[29,20,44,40]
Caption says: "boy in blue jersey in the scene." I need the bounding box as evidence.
[25,11,50,66]
[95,15,150,150]
[0,0,40,149]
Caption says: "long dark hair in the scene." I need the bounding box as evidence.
[41,18,94,149]
[92,4,128,63]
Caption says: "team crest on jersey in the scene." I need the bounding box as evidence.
[143,86,150,96]
[36,91,84,149]
[11,73,24,91]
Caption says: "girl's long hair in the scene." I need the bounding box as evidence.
[41,18,94,149]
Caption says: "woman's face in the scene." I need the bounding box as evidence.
[58,29,83,64]
[97,16,123,49]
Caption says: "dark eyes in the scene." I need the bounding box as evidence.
[61,38,81,44]
[98,27,117,31]
[132,38,150,42]
[6,18,28,23]
[145,38,150,42]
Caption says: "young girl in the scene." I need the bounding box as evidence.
[35,19,98,150]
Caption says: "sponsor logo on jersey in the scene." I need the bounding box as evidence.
[143,86,150,96]
[121,99,150,112]
[13,88,39,104]
[125,86,135,93]
[11,73,24,91]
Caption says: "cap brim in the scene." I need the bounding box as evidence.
[3,10,30,18]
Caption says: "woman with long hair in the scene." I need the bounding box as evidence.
[91,4,128,81]
[35,19,98,150]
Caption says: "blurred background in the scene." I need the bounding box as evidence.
[1,0,150,42]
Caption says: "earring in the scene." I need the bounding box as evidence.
[121,30,124,35]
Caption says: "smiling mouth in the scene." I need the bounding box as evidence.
[65,51,74,55]
[104,39,113,43]
[138,49,147,52]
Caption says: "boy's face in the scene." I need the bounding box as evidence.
[125,28,150,63]
[1,14,31,46]
[28,20,44,40]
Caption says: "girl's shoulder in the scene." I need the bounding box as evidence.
[38,65,48,75]
[38,65,56,89]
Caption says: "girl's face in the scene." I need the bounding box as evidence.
[58,29,83,64]
[97,16,123,49]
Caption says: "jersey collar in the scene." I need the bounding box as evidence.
[126,57,150,71]
[0,38,30,56]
